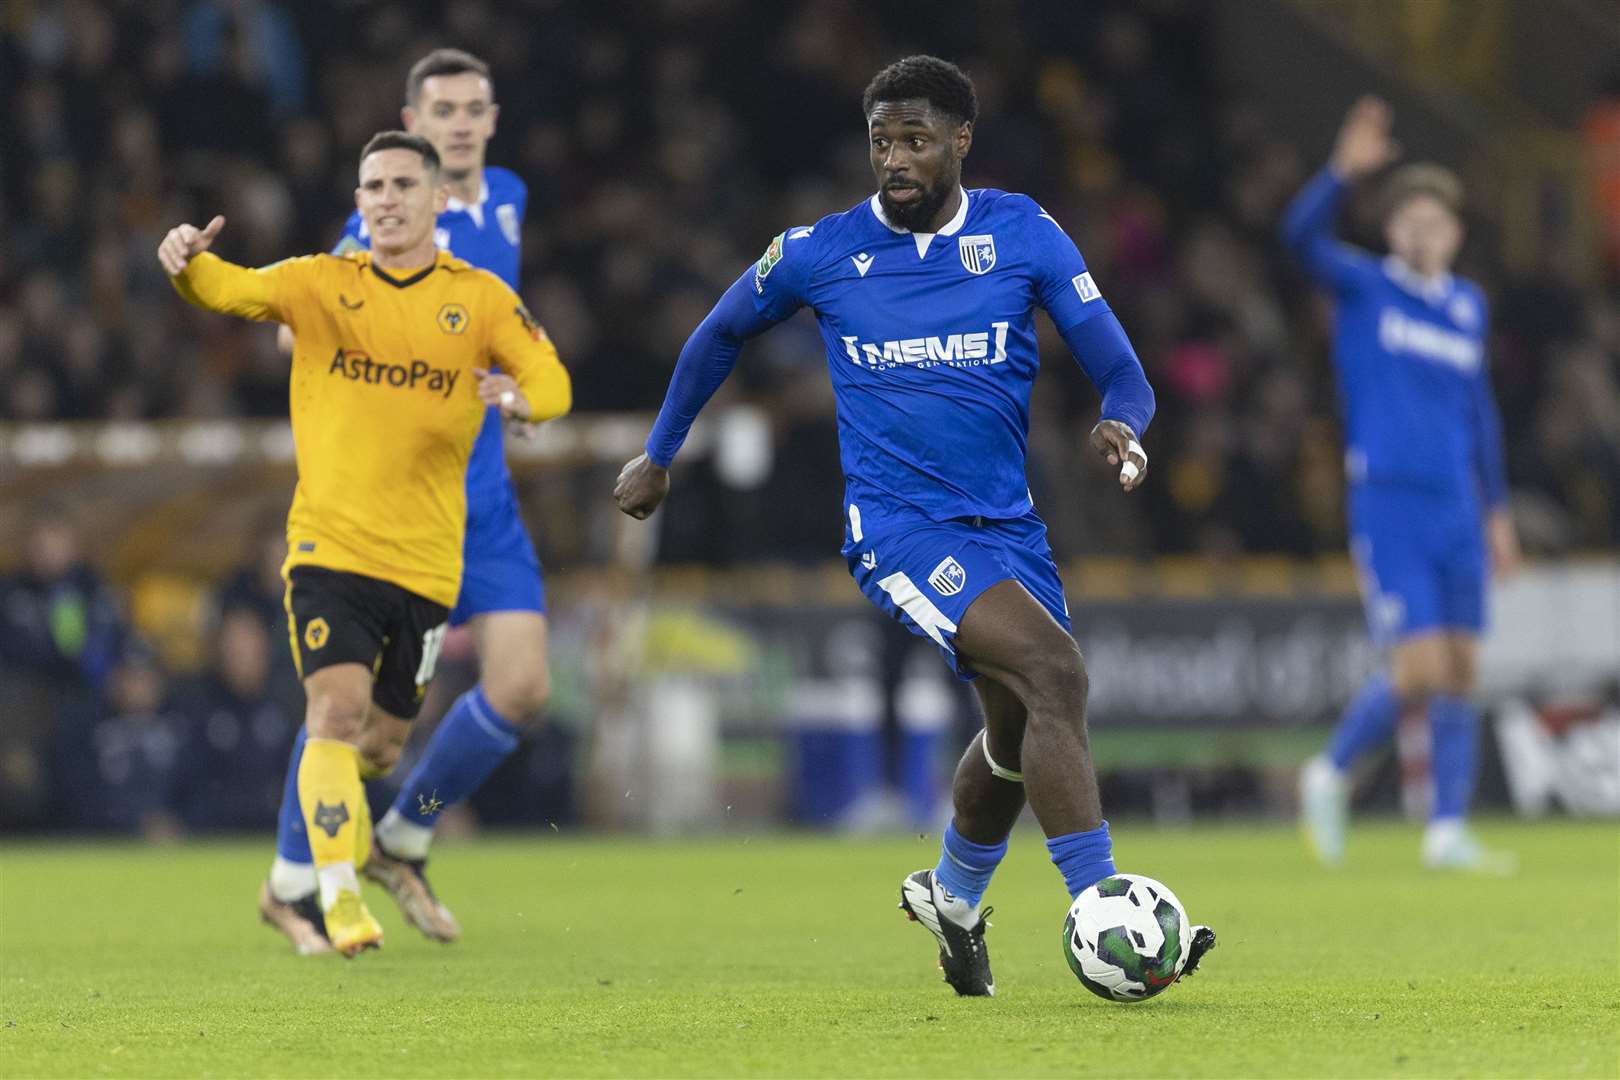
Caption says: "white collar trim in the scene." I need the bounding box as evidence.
[445,178,491,228]
[869,187,971,256]
[1383,255,1452,302]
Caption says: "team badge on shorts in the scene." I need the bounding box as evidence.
[959,234,997,275]
[928,556,967,596]
[304,617,330,650]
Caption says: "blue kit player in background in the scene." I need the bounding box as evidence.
[259,49,555,954]
[615,56,1215,996]
[1284,97,1522,874]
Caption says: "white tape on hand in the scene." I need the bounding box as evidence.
[1120,438,1145,483]
[499,390,516,410]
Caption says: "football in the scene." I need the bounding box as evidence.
[1063,874,1191,1002]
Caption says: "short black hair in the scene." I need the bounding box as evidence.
[406,47,493,105]
[862,55,978,127]
[359,130,440,175]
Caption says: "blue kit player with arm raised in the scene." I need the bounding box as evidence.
[615,56,1215,996]
[259,49,554,954]
[1284,97,1521,874]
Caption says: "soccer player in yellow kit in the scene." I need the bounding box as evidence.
[158,131,571,955]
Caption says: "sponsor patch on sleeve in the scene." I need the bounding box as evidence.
[755,231,786,281]
[1072,271,1100,303]
[514,303,549,343]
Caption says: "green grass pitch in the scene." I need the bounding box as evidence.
[2,820,1616,1078]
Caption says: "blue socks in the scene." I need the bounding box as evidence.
[1327,673,1400,771]
[936,821,1118,904]
[388,685,520,830]
[1047,821,1117,899]
[271,685,524,880]
[1326,677,1478,820]
[934,822,1008,907]
[275,726,312,863]
[1428,695,1477,820]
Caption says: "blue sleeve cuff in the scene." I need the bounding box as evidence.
[1058,308,1156,438]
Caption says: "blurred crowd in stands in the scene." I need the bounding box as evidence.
[1,502,300,834]
[2,0,1618,832]
[1,501,577,834]
[5,0,1618,561]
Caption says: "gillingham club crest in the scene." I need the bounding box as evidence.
[959,234,997,275]
[928,556,967,597]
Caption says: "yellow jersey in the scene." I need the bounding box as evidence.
[171,249,571,607]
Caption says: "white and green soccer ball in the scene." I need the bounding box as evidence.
[1063,873,1190,1002]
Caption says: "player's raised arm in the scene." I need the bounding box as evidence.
[162,217,316,327]
[1024,200,1156,491]
[481,292,572,424]
[1280,97,1397,291]
[614,261,795,520]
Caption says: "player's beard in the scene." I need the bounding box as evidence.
[880,177,953,233]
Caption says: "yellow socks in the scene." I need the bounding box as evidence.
[353,783,372,871]
[298,737,364,908]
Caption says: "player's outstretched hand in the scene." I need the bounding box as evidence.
[1089,420,1148,492]
[156,215,225,276]
[614,453,670,520]
[473,368,531,421]
[1331,96,1400,180]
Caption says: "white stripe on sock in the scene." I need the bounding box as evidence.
[270,856,316,902]
[376,807,434,861]
[315,862,360,911]
[466,691,518,745]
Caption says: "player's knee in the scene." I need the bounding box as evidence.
[359,740,403,778]
[1391,670,1442,703]
[1391,645,1450,702]
[305,687,369,742]
[481,665,550,725]
[1013,637,1089,723]
[1446,649,1478,697]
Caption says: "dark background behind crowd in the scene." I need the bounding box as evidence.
[3,0,1617,835]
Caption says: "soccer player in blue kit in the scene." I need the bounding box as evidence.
[259,49,554,953]
[615,56,1215,996]
[1285,98,1521,873]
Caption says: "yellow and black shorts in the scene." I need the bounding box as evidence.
[283,566,450,719]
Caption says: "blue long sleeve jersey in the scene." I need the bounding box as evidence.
[1280,168,1507,509]
[645,188,1156,522]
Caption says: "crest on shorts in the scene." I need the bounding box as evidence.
[928,556,967,597]
[437,302,470,335]
[312,800,349,838]
[958,234,997,275]
[304,617,330,650]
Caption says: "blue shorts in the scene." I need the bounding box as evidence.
[450,478,546,627]
[843,501,1071,680]
[1349,484,1485,645]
